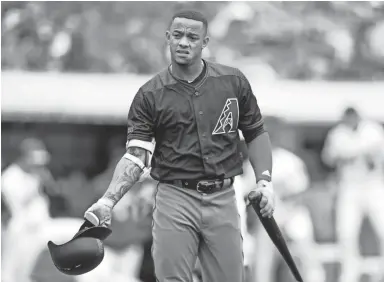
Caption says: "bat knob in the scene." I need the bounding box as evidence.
[248,191,261,203]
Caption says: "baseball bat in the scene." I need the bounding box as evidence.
[248,192,304,282]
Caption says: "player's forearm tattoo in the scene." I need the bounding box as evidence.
[102,147,147,206]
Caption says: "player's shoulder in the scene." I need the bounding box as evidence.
[139,66,175,94]
[206,60,246,80]
[327,122,348,137]
[360,119,384,139]
[2,164,20,176]
[1,164,23,185]
[361,119,383,132]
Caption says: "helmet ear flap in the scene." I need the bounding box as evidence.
[47,220,112,275]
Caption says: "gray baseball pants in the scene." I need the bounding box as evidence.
[151,181,244,282]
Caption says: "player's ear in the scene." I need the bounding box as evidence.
[165,31,171,45]
[202,36,209,49]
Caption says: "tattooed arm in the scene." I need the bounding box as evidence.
[85,146,149,226]
[100,146,148,207]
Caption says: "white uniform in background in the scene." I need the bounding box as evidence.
[1,162,142,282]
[233,161,255,270]
[234,147,325,282]
[322,119,384,282]
[1,163,51,282]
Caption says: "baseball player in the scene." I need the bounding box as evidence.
[85,10,276,282]
[322,107,384,282]
[1,138,57,282]
[235,117,326,282]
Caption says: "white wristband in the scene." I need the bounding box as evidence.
[257,180,274,192]
[97,197,115,208]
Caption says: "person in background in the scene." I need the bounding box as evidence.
[322,106,384,282]
[1,137,59,282]
[236,116,325,282]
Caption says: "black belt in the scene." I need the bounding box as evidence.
[162,177,234,194]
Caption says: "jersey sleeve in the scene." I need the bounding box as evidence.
[126,89,155,142]
[237,72,264,143]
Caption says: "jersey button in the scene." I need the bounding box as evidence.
[195,91,199,96]
[199,111,203,115]
[202,132,206,137]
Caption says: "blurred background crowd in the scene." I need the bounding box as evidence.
[2,1,384,79]
[1,2,384,282]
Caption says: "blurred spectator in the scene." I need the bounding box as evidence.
[368,20,384,60]
[1,138,60,282]
[231,143,259,282]
[1,196,12,258]
[1,1,383,80]
[48,15,87,72]
[239,116,325,282]
[321,106,384,282]
[87,137,156,282]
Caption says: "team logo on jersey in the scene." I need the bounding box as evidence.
[212,98,239,135]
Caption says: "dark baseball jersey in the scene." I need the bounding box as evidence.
[126,60,264,181]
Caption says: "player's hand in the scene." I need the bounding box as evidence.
[248,180,275,218]
[84,198,114,228]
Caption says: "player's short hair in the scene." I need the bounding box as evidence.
[170,10,208,34]
[343,106,359,117]
[19,138,48,155]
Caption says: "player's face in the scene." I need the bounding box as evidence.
[166,17,209,66]
[25,149,50,168]
[342,113,360,130]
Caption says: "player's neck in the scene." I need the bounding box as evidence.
[16,161,31,173]
[171,59,204,82]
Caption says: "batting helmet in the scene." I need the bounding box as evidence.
[47,219,112,275]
